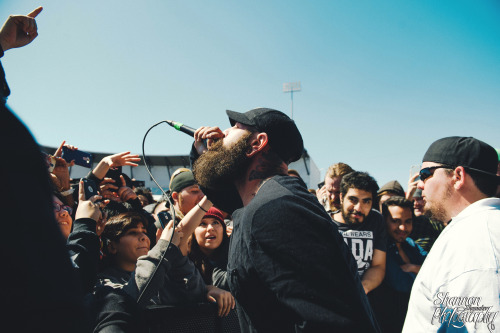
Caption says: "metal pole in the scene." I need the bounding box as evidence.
[283,81,300,120]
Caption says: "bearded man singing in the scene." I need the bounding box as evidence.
[190,108,380,333]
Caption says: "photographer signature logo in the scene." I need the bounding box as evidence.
[432,292,498,332]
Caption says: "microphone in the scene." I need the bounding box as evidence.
[165,120,197,137]
[166,120,208,147]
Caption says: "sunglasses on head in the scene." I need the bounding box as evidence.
[54,202,73,215]
[419,165,455,182]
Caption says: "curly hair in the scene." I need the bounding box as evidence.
[340,171,379,199]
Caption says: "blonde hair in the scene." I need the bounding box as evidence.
[169,167,191,187]
[325,162,354,180]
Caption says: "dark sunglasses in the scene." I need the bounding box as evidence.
[54,202,73,215]
[419,165,454,182]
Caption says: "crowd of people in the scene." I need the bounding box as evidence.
[2,7,500,333]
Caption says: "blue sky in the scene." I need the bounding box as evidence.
[2,0,499,191]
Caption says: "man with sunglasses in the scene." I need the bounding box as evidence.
[403,136,500,332]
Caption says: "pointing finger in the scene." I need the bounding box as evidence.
[55,140,65,157]
[27,6,43,18]
[78,180,85,201]
[90,195,102,203]
[120,175,126,187]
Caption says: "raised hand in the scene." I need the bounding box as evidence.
[406,173,420,200]
[99,178,120,201]
[103,151,141,169]
[92,151,141,180]
[117,175,137,202]
[159,220,183,246]
[316,184,330,210]
[54,140,78,160]
[51,157,72,191]
[0,7,43,51]
[75,180,108,222]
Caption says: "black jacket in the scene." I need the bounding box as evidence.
[227,175,380,332]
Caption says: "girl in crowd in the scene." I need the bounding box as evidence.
[157,195,235,317]
[53,194,73,239]
[188,207,230,287]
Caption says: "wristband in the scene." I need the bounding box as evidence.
[197,203,208,212]
[60,188,75,196]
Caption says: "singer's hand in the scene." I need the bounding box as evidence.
[194,126,224,153]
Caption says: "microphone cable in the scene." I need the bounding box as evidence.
[137,120,179,305]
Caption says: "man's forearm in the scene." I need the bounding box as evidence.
[361,265,385,294]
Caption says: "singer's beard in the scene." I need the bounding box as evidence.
[193,132,253,191]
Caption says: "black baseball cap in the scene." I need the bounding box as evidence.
[226,108,304,163]
[422,136,499,179]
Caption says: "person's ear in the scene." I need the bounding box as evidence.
[246,132,268,158]
[453,166,466,190]
[172,191,179,204]
[108,241,118,255]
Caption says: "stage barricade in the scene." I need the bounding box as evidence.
[145,303,241,333]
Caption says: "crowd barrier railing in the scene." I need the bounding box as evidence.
[145,303,241,333]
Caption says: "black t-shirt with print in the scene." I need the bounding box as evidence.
[332,209,387,277]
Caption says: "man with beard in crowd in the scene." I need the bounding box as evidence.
[191,108,379,332]
[403,137,500,332]
[331,172,387,295]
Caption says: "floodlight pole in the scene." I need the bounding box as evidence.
[283,81,301,119]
